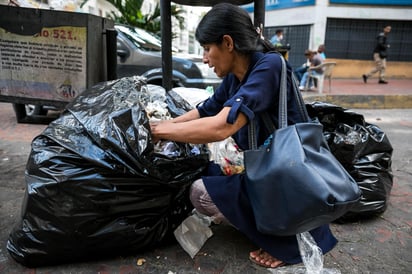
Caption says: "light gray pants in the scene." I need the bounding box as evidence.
[366,52,386,80]
[189,178,229,224]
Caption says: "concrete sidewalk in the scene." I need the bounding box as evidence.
[302,78,412,109]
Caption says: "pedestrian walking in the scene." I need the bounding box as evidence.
[363,25,391,84]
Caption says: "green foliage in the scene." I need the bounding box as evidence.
[80,0,185,37]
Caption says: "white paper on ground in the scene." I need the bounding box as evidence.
[174,211,213,258]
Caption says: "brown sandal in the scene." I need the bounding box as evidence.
[249,249,286,268]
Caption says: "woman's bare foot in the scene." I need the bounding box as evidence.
[249,249,285,268]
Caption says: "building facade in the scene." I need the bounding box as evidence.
[246,0,412,78]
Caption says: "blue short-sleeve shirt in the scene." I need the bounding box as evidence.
[197,52,302,150]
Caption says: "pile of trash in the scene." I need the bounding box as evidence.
[7,76,210,267]
[307,102,393,221]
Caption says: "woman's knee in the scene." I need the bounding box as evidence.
[189,179,229,224]
[189,179,209,215]
[190,179,205,204]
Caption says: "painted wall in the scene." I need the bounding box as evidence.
[326,59,412,79]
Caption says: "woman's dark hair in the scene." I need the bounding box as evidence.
[195,3,275,54]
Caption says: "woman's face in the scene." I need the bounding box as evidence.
[201,41,233,78]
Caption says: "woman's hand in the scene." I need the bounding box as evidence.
[149,109,200,143]
[148,107,247,144]
[150,120,169,143]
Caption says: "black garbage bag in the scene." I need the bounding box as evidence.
[306,102,393,222]
[7,77,209,267]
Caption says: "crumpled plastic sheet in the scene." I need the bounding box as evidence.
[208,137,244,175]
[306,102,393,221]
[7,76,210,267]
[268,232,341,274]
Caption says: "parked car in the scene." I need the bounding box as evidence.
[115,24,221,89]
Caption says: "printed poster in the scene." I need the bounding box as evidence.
[0,26,87,102]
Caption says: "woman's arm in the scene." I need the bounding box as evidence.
[170,108,201,123]
[150,107,248,144]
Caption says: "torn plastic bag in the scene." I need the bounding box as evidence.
[7,76,209,267]
[306,102,393,221]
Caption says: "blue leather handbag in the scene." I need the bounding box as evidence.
[244,56,361,236]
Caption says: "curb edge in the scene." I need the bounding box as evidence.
[302,94,412,109]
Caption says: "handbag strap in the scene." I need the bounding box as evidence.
[278,56,310,128]
[248,54,310,150]
[291,70,311,123]
[248,112,275,150]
